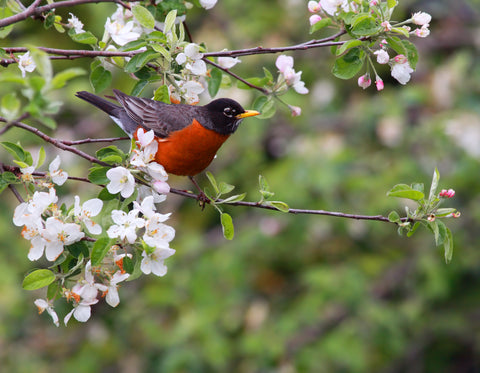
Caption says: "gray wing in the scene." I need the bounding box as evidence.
[113,89,198,138]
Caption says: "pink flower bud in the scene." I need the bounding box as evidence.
[427,214,436,222]
[411,11,432,26]
[357,74,371,89]
[153,180,170,194]
[381,21,392,31]
[289,105,302,117]
[394,54,408,64]
[375,77,384,91]
[308,1,321,13]
[309,14,322,26]
[369,0,378,6]
[439,189,455,198]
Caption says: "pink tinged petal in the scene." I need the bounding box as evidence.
[308,1,321,12]
[376,77,384,91]
[275,55,294,73]
[358,74,372,89]
[153,180,170,194]
[309,15,322,26]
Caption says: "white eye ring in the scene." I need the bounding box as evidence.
[223,107,234,117]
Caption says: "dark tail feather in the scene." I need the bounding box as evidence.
[76,91,121,117]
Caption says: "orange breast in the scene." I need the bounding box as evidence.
[153,119,230,176]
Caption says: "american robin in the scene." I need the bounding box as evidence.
[76,90,260,176]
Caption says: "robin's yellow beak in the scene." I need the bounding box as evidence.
[236,110,260,119]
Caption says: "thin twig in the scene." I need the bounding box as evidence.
[0,0,42,28]
[60,137,129,145]
[204,59,269,95]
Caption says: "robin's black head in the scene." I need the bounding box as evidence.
[202,98,260,135]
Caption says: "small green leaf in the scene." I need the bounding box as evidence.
[51,67,86,89]
[351,15,381,36]
[435,208,457,217]
[208,68,223,98]
[120,40,148,52]
[90,65,112,93]
[428,167,440,202]
[332,47,365,80]
[122,255,134,274]
[259,175,270,192]
[1,142,28,163]
[444,227,454,263]
[407,221,420,237]
[91,237,113,266]
[309,18,332,34]
[70,30,98,45]
[386,36,407,57]
[436,220,448,246]
[132,4,155,29]
[125,50,160,73]
[47,281,61,299]
[387,0,397,8]
[390,27,410,38]
[2,171,18,183]
[96,146,125,164]
[219,193,247,204]
[220,212,234,240]
[206,171,219,195]
[253,96,276,119]
[387,184,424,201]
[154,84,171,103]
[336,40,363,56]
[388,210,401,223]
[23,269,56,290]
[164,9,177,33]
[66,241,90,258]
[37,146,46,168]
[267,201,290,213]
[88,166,110,185]
[218,181,235,195]
[98,187,116,201]
[401,40,419,69]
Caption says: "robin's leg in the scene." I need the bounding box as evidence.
[189,176,210,207]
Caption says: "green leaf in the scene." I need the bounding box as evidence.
[351,15,381,36]
[206,171,219,195]
[267,201,290,213]
[150,44,171,62]
[90,65,112,93]
[237,76,268,90]
[0,180,8,194]
[37,146,46,168]
[98,187,116,201]
[91,237,113,266]
[336,40,363,56]
[388,210,401,223]
[124,50,160,73]
[66,241,90,258]
[401,40,419,69]
[120,40,148,52]
[387,0,397,8]
[309,18,332,34]
[47,281,61,299]
[435,208,457,217]
[220,212,234,240]
[387,184,424,201]
[436,220,448,246]
[386,36,407,56]
[23,269,56,290]
[96,146,125,164]
[1,142,28,163]
[332,47,365,80]
[154,84,171,103]
[258,175,270,193]
[444,227,454,263]
[51,67,86,89]
[2,171,18,183]
[132,4,155,29]
[131,79,150,97]
[1,92,20,121]
[390,27,410,38]
[218,181,235,195]
[122,255,134,274]
[253,96,276,119]
[70,30,98,45]
[164,9,177,34]
[218,193,247,204]
[208,68,223,98]
[406,221,420,237]
[428,167,440,202]
[88,166,110,185]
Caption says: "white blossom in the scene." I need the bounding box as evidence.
[40,217,84,261]
[105,18,140,46]
[374,49,390,64]
[275,55,309,94]
[411,11,432,26]
[106,167,135,198]
[199,0,217,10]
[176,43,207,76]
[74,196,103,235]
[217,57,241,69]
[107,209,145,244]
[105,271,129,307]
[391,60,414,85]
[48,156,68,186]
[17,51,36,78]
[68,13,85,34]
[34,299,59,327]
[140,247,175,276]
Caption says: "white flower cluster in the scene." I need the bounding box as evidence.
[14,137,176,326]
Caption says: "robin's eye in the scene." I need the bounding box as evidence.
[223,107,235,117]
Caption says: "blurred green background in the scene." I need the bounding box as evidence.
[1,0,480,372]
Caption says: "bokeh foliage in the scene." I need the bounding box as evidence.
[1,0,479,372]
